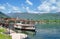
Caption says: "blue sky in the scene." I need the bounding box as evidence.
[0,0,60,13]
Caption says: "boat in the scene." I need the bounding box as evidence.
[14,23,35,31]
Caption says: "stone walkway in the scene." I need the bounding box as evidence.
[10,33,27,39]
[7,29,27,39]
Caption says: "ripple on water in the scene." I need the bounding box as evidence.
[35,29,60,39]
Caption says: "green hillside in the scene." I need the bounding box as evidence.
[7,13,60,21]
[0,12,10,18]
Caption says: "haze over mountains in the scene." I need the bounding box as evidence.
[0,12,10,18]
[0,11,60,20]
[7,12,60,20]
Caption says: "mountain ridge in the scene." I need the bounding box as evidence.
[7,12,60,20]
[0,12,10,18]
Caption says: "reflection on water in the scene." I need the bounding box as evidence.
[15,24,60,39]
[35,29,60,39]
[21,30,36,36]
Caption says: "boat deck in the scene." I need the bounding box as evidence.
[14,23,35,26]
[14,23,35,31]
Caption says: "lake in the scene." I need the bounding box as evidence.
[15,23,60,39]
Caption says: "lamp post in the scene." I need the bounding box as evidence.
[6,20,10,35]
[9,24,10,35]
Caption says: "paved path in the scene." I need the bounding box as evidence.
[7,29,27,39]
[10,33,27,39]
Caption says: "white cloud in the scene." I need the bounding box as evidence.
[55,1,60,12]
[21,4,26,9]
[12,6,21,13]
[6,3,21,13]
[6,3,12,7]
[6,3,20,11]
[49,0,56,4]
[0,0,60,14]
[37,1,51,13]
[26,0,33,5]
[25,7,38,13]
[25,7,42,13]
[12,6,20,11]
[57,1,60,7]
[57,8,60,12]
[8,11,11,13]
[0,3,21,13]
[37,0,60,13]
[30,11,40,13]
[26,7,30,12]
[51,6,57,10]
[8,10,21,13]
[0,6,5,10]
[25,0,60,13]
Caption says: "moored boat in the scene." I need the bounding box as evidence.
[14,23,35,31]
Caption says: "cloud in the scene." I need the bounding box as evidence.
[30,11,40,13]
[0,0,60,13]
[26,0,33,5]
[0,6,5,10]
[25,0,60,13]
[2,3,21,13]
[12,6,20,11]
[25,7,41,13]
[37,1,51,13]
[37,0,60,13]
[49,0,56,4]
[6,3,20,11]
[11,6,21,13]
[0,3,21,13]
[26,7,30,12]
[57,1,60,7]
[51,6,57,10]
[12,10,21,13]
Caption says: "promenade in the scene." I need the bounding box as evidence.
[7,29,27,39]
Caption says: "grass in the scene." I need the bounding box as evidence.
[0,33,12,39]
[0,27,12,39]
[0,27,6,32]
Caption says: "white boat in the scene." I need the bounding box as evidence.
[14,23,35,31]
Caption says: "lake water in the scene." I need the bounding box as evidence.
[15,23,60,39]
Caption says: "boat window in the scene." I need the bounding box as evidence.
[22,21,25,24]
[17,21,20,23]
[27,21,30,24]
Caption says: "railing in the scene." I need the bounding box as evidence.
[14,24,35,26]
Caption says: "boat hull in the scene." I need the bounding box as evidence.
[15,27,35,31]
[14,23,35,31]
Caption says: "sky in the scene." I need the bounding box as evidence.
[0,0,60,14]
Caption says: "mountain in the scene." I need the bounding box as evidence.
[7,13,60,21]
[0,12,10,18]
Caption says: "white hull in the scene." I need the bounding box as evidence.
[14,23,35,30]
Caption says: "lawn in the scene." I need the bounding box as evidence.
[0,33,12,39]
[0,27,6,32]
[0,27,12,39]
